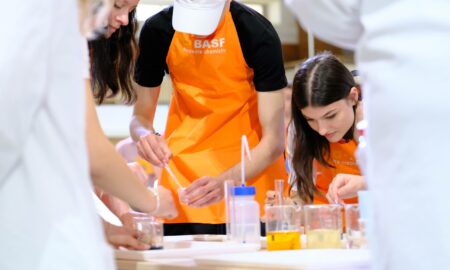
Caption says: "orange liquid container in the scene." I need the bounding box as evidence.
[267,231,301,251]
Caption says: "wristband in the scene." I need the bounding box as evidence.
[150,130,161,136]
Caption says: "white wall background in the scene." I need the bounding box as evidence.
[136,0,299,44]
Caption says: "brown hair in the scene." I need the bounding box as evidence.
[291,52,356,203]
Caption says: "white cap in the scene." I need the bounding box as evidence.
[173,0,228,36]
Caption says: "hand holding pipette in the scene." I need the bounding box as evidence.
[182,135,253,208]
[326,174,367,204]
[136,131,172,168]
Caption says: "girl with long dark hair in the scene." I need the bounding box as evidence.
[88,2,138,104]
[289,52,365,204]
[81,0,178,249]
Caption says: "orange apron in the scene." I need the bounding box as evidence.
[313,140,360,204]
[163,10,286,224]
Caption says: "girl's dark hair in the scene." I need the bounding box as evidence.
[88,9,138,104]
[291,52,356,203]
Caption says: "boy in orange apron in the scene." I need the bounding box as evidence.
[131,0,288,235]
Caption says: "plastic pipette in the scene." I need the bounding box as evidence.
[241,135,252,186]
[165,165,183,189]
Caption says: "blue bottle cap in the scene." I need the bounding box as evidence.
[232,186,256,196]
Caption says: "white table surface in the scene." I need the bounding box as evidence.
[116,236,372,270]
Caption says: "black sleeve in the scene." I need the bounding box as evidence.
[134,7,174,88]
[231,2,288,92]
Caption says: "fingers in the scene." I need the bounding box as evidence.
[107,234,150,250]
[184,178,212,202]
[148,135,170,165]
[336,184,357,199]
[184,177,209,194]
[136,134,172,167]
[327,175,345,203]
[328,174,363,203]
[137,139,161,167]
[136,137,153,162]
[336,177,364,199]
[182,177,224,208]
[188,188,222,208]
[265,190,276,205]
[119,213,138,230]
[326,190,344,204]
[158,137,172,163]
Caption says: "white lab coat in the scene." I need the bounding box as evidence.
[285,0,450,269]
[0,1,114,269]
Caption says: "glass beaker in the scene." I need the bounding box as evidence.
[133,215,164,250]
[304,204,343,249]
[265,205,301,251]
[345,204,366,249]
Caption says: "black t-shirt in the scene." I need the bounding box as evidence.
[134,1,287,92]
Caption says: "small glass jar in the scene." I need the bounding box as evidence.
[133,215,164,250]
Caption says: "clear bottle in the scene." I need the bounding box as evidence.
[355,120,368,175]
[355,120,370,248]
[230,186,261,248]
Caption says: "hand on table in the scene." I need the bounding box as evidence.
[104,222,149,250]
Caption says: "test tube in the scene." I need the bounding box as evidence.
[275,179,284,206]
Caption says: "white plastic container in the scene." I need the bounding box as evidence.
[230,186,261,248]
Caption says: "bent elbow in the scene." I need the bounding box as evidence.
[269,139,285,162]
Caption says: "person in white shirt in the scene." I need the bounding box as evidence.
[86,0,171,237]
[82,0,179,250]
[0,1,176,269]
[1,1,113,269]
[285,0,450,269]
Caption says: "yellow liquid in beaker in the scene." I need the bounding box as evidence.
[306,229,341,249]
[267,231,301,251]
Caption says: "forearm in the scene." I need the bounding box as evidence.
[220,134,284,185]
[130,116,152,142]
[130,85,161,142]
[99,192,131,218]
[85,85,156,213]
[88,121,157,214]
[220,90,285,184]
